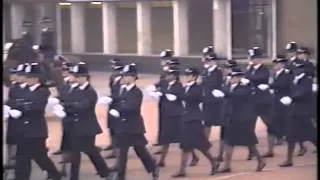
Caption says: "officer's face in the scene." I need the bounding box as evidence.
[273,63,284,71]
[297,53,308,60]
[230,76,241,84]
[251,58,260,65]
[25,77,40,85]
[62,71,69,78]
[183,74,196,83]
[223,68,232,76]
[286,52,296,58]
[74,76,87,84]
[165,74,176,82]
[68,74,76,83]
[121,75,135,84]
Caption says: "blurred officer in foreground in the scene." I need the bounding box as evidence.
[53,62,113,180]
[262,55,292,158]
[245,47,272,160]
[216,68,266,173]
[103,59,125,159]
[107,63,159,180]
[10,63,62,180]
[3,64,29,170]
[172,68,220,178]
[278,60,317,167]
[296,47,316,78]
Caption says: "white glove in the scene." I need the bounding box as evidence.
[145,85,157,92]
[269,89,275,94]
[53,110,66,118]
[240,78,250,85]
[109,109,120,118]
[4,105,11,113]
[312,84,318,92]
[3,105,11,120]
[257,84,270,91]
[98,96,113,105]
[211,89,225,98]
[53,104,64,111]
[165,94,177,101]
[9,109,22,119]
[148,91,163,98]
[47,97,60,106]
[280,96,292,106]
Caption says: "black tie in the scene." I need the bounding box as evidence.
[119,87,127,95]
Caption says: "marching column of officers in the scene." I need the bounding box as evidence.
[3,41,317,180]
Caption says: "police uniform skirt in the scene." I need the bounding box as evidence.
[224,118,258,146]
[158,116,181,145]
[115,133,148,148]
[267,103,288,138]
[179,120,211,151]
[60,122,73,151]
[6,118,21,145]
[203,103,223,127]
[286,115,317,143]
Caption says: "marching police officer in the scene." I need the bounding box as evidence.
[107,63,159,180]
[278,60,317,167]
[104,59,125,160]
[172,67,220,178]
[148,66,183,167]
[245,47,272,160]
[53,62,113,180]
[262,55,292,158]
[8,63,61,180]
[216,68,266,173]
[200,46,224,150]
[296,47,316,78]
[285,41,299,71]
[3,64,29,170]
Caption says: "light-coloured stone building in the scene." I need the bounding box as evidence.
[3,0,318,60]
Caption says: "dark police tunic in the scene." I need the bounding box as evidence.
[268,69,292,138]
[222,83,258,146]
[286,74,316,143]
[5,82,27,145]
[245,64,272,122]
[107,75,122,134]
[179,82,211,151]
[201,66,224,126]
[158,81,184,145]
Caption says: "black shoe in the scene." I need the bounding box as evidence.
[261,152,274,158]
[256,161,266,172]
[189,157,199,167]
[151,166,160,180]
[218,168,231,173]
[210,161,220,175]
[104,145,113,151]
[217,156,223,162]
[246,153,254,161]
[297,147,307,156]
[157,161,165,167]
[171,172,186,178]
[105,153,116,159]
[52,150,63,155]
[279,161,293,167]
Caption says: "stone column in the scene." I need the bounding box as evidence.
[10,3,25,39]
[56,3,62,54]
[71,3,85,53]
[213,0,232,59]
[102,2,117,54]
[137,1,152,55]
[173,0,189,56]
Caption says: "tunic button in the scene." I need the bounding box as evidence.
[74,119,79,122]
[122,119,126,122]
[24,121,29,124]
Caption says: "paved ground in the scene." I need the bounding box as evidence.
[3,72,317,180]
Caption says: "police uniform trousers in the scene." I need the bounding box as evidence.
[60,122,73,151]
[115,133,156,178]
[224,118,258,146]
[15,137,61,180]
[179,120,212,151]
[107,113,118,146]
[285,114,317,144]
[158,116,181,145]
[70,135,110,180]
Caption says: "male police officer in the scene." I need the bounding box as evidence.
[10,63,61,180]
[108,63,159,180]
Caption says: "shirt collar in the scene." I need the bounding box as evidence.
[29,83,41,91]
[253,64,262,70]
[79,81,89,90]
[290,56,296,61]
[126,83,136,91]
[168,80,176,86]
[20,82,28,89]
[208,65,217,72]
[114,76,122,83]
[276,68,284,75]
[11,81,17,85]
[295,73,305,80]
[63,76,71,83]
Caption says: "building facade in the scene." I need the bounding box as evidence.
[3,0,318,60]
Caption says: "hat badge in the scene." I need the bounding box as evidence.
[17,64,24,71]
[160,51,167,57]
[123,65,130,73]
[25,65,31,73]
[73,65,79,73]
[248,49,254,56]
[286,43,292,50]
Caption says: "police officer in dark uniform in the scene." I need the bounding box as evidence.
[217,68,266,173]
[245,47,272,160]
[55,62,113,180]
[108,63,159,180]
[104,60,125,160]
[285,41,299,71]
[262,55,292,158]
[10,63,62,180]
[172,68,220,178]
[150,66,183,167]
[278,60,317,167]
[200,46,224,148]
[3,64,29,170]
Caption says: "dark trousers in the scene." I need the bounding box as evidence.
[70,135,110,180]
[15,137,60,180]
[118,146,155,178]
